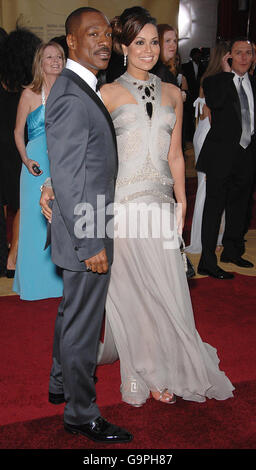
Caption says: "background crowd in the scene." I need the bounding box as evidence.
[0,4,255,445]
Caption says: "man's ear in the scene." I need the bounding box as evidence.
[67,33,76,50]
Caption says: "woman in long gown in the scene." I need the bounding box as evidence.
[98,8,234,406]
[13,42,65,300]
[186,41,229,254]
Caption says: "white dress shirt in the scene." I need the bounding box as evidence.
[66,58,102,100]
[232,70,254,134]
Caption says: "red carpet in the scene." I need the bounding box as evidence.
[1,273,256,449]
[2,176,256,451]
[1,380,256,450]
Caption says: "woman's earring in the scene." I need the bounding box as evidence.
[124,54,127,67]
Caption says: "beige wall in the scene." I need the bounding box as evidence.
[179,0,218,62]
[0,0,179,40]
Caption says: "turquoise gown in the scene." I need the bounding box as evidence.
[13,101,63,300]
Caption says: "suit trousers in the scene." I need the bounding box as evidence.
[49,267,111,425]
[199,144,254,269]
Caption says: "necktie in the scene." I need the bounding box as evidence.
[238,77,251,148]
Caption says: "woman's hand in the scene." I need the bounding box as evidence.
[176,201,186,236]
[181,90,187,102]
[26,158,43,176]
[201,104,211,123]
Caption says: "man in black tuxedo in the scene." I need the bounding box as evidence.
[182,48,205,141]
[196,37,256,279]
[182,48,204,101]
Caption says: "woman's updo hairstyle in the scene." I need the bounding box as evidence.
[111,6,157,55]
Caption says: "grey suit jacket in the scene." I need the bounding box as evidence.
[45,68,118,271]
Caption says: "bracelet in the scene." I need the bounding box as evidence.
[40,177,52,192]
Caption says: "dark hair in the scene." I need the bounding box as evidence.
[230,36,253,51]
[190,47,201,58]
[50,35,68,59]
[111,6,157,54]
[65,7,104,35]
[0,27,8,48]
[0,27,41,92]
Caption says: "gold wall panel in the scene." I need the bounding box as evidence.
[0,0,179,39]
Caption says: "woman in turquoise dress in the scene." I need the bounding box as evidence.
[13,42,65,300]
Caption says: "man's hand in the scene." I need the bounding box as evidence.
[222,52,232,73]
[40,187,54,222]
[85,248,108,274]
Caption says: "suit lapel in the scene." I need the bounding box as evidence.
[230,80,242,125]
[62,68,117,152]
[249,74,256,131]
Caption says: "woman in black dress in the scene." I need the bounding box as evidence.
[0,27,8,276]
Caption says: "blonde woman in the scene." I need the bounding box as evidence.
[13,41,64,300]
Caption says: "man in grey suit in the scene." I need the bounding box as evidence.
[42,7,132,443]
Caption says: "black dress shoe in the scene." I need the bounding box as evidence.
[198,266,234,279]
[220,255,254,268]
[49,392,65,404]
[64,416,133,443]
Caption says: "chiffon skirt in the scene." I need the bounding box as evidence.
[98,198,234,406]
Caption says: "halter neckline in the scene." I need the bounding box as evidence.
[122,71,156,86]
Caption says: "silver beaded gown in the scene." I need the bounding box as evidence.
[98,72,234,406]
